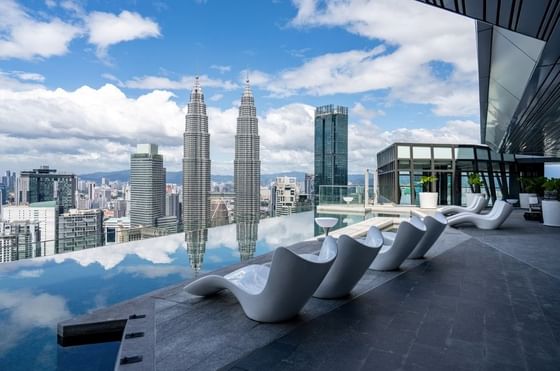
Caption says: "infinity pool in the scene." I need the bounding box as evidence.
[0,210,367,370]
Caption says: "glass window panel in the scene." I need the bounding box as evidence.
[455,147,474,160]
[413,160,431,170]
[490,150,502,161]
[398,160,410,169]
[433,147,452,159]
[476,148,489,160]
[456,160,474,171]
[434,160,452,170]
[398,171,411,205]
[397,145,411,159]
[413,146,431,159]
[478,161,489,171]
[503,153,515,162]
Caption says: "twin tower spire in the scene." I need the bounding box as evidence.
[183,76,260,265]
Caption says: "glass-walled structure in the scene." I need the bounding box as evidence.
[314,105,348,202]
[377,143,523,206]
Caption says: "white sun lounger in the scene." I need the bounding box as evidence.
[447,200,513,230]
[184,239,337,322]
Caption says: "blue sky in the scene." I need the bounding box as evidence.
[0,0,481,175]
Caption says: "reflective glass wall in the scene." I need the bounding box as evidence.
[377,143,522,206]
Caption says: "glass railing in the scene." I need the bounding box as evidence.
[1,225,179,264]
[317,185,375,206]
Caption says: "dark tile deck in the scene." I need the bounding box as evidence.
[223,211,560,371]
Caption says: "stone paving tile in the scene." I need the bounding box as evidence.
[223,233,560,371]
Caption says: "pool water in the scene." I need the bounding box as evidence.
[0,210,368,370]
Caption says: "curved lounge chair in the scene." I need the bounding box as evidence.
[369,218,426,271]
[184,243,337,323]
[312,234,382,299]
[447,200,513,230]
[439,195,487,216]
[408,212,448,259]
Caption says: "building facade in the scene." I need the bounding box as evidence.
[1,202,57,256]
[418,1,560,158]
[274,176,298,216]
[234,80,260,261]
[377,143,524,206]
[314,105,348,202]
[0,221,41,263]
[57,209,104,252]
[183,77,211,273]
[234,80,260,223]
[130,144,166,228]
[16,166,76,212]
[183,77,211,231]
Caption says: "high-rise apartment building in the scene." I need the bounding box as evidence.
[274,176,298,216]
[1,202,56,256]
[165,192,180,218]
[130,144,166,228]
[0,221,41,263]
[16,166,77,212]
[57,209,104,253]
[183,77,211,231]
[314,105,348,201]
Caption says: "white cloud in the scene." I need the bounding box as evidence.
[87,10,161,57]
[122,74,238,91]
[247,0,479,117]
[210,65,231,74]
[0,0,81,60]
[0,290,71,353]
[12,71,45,82]
[210,93,224,101]
[0,70,45,91]
[0,82,479,175]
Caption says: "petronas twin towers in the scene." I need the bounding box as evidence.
[183,77,260,268]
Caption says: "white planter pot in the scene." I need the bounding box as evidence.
[519,193,537,209]
[419,192,438,209]
[465,193,481,207]
[542,200,560,227]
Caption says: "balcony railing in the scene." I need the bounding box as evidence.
[317,185,375,206]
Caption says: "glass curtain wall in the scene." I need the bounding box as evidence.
[377,143,521,206]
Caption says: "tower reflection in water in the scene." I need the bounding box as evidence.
[236,220,259,261]
[184,229,208,275]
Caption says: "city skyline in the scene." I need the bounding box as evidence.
[0,0,480,175]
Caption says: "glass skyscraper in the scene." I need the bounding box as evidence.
[183,77,211,273]
[314,105,348,202]
[17,166,76,213]
[129,144,166,228]
[234,80,260,261]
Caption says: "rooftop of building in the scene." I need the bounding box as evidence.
[55,209,560,370]
[314,104,348,116]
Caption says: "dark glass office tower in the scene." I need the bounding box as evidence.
[314,105,348,203]
[130,144,165,228]
[17,166,76,213]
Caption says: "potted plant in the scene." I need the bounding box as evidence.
[418,175,438,208]
[466,172,482,207]
[542,178,560,227]
[519,176,545,209]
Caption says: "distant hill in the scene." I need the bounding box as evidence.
[79,170,369,186]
